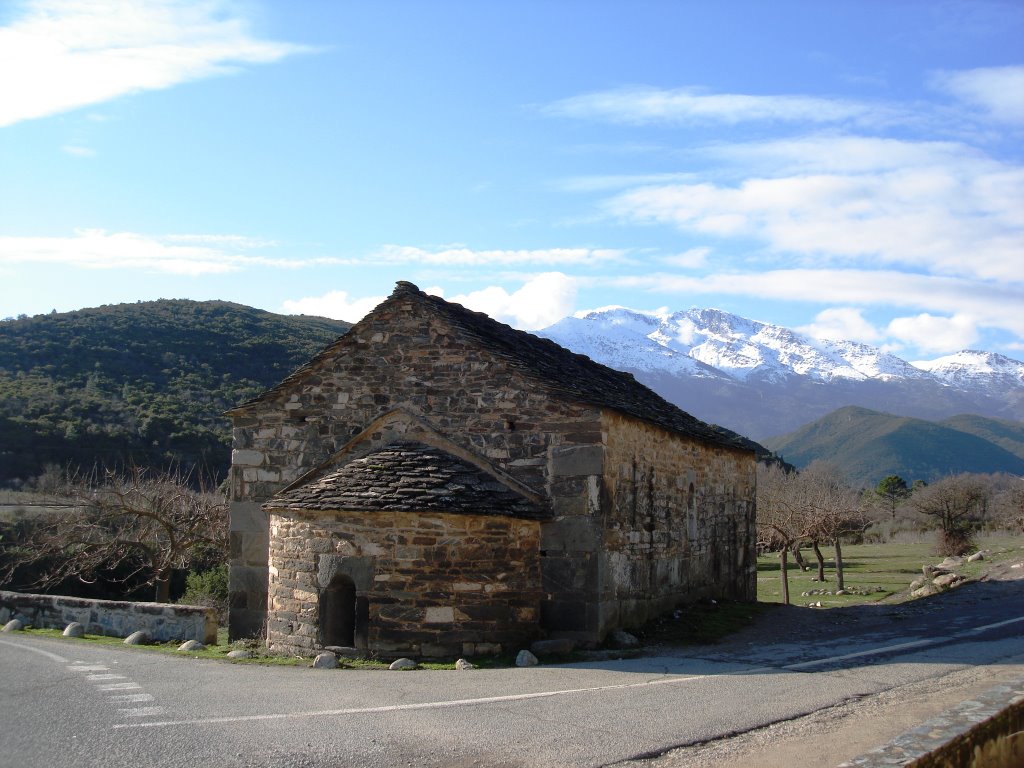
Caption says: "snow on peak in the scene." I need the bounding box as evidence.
[912,350,1024,390]
[541,309,1022,392]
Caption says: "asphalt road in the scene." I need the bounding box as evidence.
[2,576,1023,768]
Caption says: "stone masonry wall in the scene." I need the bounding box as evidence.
[265,509,542,658]
[598,412,757,634]
[0,590,217,643]
[228,293,602,639]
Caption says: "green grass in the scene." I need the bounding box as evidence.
[16,626,465,669]
[757,533,1024,607]
[634,599,770,647]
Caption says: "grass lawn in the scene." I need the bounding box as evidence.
[757,533,1024,608]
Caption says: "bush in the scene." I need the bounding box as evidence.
[181,564,228,623]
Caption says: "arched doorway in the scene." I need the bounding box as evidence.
[320,574,356,647]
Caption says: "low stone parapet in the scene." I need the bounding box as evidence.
[0,590,217,644]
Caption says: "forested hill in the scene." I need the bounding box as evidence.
[0,300,351,486]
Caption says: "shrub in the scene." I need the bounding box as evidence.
[181,564,228,623]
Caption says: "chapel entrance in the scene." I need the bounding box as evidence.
[320,574,357,647]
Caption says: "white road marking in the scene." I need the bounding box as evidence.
[109,693,155,703]
[114,674,709,729]
[119,707,166,717]
[0,639,68,663]
[87,673,128,681]
[968,615,1024,633]
[782,638,938,671]
[97,682,142,691]
[113,612,1024,732]
[69,665,110,672]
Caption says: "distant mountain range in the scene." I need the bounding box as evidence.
[2,299,1021,488]
[539,307,1024,441]
[761,407,1024,488]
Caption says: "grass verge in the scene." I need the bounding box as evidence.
[756,533,1024,608]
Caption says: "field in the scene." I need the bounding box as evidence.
[757,533,1024,607]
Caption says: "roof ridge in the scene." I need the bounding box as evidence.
[230,280,762,454]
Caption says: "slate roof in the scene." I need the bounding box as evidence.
[265,442,545,518]
[231,281,761,454]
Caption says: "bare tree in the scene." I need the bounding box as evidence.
[911,473,989,556]
[799,462,869,591]
[991,475,1024,533]
[756,463,816,605]
[2,466,227,602]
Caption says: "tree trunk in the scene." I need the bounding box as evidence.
[791,542,808,571]
[834,537,845,592]
[812,540,826,582]
[779,547,790,605]
[154,570,171,603]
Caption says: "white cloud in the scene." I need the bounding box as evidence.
[659,247,710,269]
[557,172,697,193]
[606,146,1024,283]
[280,291,385,323]
[370,244,623,267]
[930,66,1024,124]
[885,313,980,354]
[798,307,882,344]
[612,269,1024,340]
[0,0,311,127]
[279,273,579,331]
[710,135,979,176]
[447,273,578,330]
[61,144,96,157]
[0,229,294,275]
[545,85,892,127]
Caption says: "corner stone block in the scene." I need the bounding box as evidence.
[230,564,270,597]
[230,502,270,533]
[550,445,603,478]
[231,449,265,466]
[540,517,599,552]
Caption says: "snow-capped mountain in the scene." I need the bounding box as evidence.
[913,350,1024,393]
[538,307,1023,440]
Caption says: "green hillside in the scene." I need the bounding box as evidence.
[762,406,1024,488]
[939,414,1024,462]
[0,300,350,486]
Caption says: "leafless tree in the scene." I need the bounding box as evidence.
[911,473,990,556]
[990,475,1024,533]
[756,463,816,605]
[798,462,869,591]
[1,466,227,602]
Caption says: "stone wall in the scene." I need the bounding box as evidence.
[598,412,757,633]
[265,509,542,658]
[228,293,601,639]
[0,590,217,644]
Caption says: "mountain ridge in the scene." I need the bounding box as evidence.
[539,306,1023,439]
[760,406,1024,487]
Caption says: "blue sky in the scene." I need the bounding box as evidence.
[1,0,1022,362]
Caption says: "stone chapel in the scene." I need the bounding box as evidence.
[226,281,759,658]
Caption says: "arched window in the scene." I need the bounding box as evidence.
[320,574,356,647]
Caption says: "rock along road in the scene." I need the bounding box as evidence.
[2,570,1023,768]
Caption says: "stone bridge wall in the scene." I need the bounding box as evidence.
[0,590,217,644]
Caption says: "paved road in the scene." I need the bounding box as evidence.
[2,576,1023,767]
